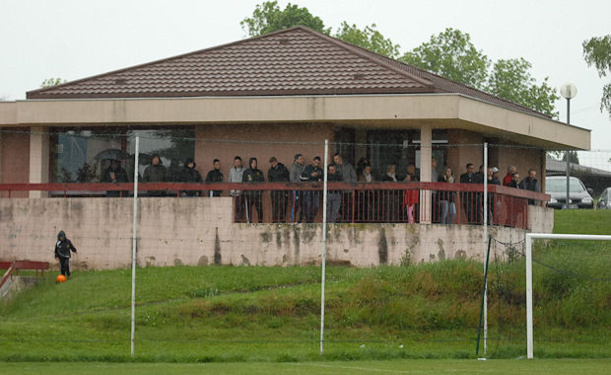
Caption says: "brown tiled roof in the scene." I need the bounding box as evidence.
[26,26,548,118]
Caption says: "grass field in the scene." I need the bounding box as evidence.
[1,209,609,372]
[1,359,610,375]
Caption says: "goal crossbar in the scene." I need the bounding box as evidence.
[525,233,611,359]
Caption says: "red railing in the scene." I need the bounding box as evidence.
[0,182,549,228]
[0,260,50,292]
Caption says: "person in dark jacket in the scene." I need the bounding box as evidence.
[181,157,203,197]
[518,169,541,205]
[205,159,224,197]
[101,160,129,197]
[54,230,77,278]
[326,164,343,223]
[268,156,290,222]
[486,167,502,224]
[142,154,167,196]
[242,157,265,223]
[459,163,481,223]
[301,156,323,222]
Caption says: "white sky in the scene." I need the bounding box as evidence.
[1,0,610,155]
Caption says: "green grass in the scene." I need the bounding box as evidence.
[1,359,610,375]
[552,208,611,235]
[0,210,609,365]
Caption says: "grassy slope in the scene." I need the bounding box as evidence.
[0,210,609,362]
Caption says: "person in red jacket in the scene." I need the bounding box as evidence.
[503,165,517,186]
[403,173,419,224]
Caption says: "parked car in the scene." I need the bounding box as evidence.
[545,176,594,209]
[597,187,611,209]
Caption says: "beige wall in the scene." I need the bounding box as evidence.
[0,197,551,270]
[0,128,30,197]
[194,123,334,178]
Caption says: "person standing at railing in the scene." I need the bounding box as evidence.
[430,157,440,222]
[268,156,290,223]
[357,164,375,221]
[54,230,77,279]
[486,167,501,225]
[301,156,323,223]
[205,159,224,197]
[507,172,522,227]
[503,165,517,186]
[383,164,400,222]
[326,164,343,223]
[229,156,245,222]
[333,153,357,222]
[403,173,419,224]
[242,157,265,223]
[289,154,306,223]
[459,163,481,224]
[142,154,167,197]
[518,169,541,205]
[180,158,203,197]
[438,166,456,224]
[101,160,129,197]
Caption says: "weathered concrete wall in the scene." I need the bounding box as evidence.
[0,197,550,270]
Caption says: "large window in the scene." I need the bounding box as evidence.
[51,127,195,183]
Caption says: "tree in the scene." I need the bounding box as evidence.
[399,28,490,90]
[241,2,400,57]
[334,22,400,58]
[240,0,329,37]
[562,150,580,165]
[400,28,558,117]
[488,58,559,117]
[41,77,67,88]
[583,35,611,119]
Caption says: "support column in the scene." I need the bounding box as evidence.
[29,126,50,198]
[419,126,432,224]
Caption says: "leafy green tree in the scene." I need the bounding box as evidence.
[583,35,611,119]
[400,28,558,117]
[240,0,329,37]
[399,28,490,90]
[334,22,400,58]
[488,58,559,117]
[241,2,399,57]
[41,77,67,88]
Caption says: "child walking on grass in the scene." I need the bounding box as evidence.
[54,230,77,278]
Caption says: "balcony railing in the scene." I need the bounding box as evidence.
[0,182,549,229]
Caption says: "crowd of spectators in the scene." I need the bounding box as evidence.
[104,153,540,225]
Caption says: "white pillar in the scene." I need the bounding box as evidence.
[419,126,432,224]
[29,126,50,198]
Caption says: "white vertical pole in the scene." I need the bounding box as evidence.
[131,136,140,358]
[320,139,329,355]
[483,143,488,354]
[525,233,534,359]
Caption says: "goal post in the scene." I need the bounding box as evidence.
[525,233,611,359]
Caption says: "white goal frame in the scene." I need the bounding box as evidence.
[525,233,611,359]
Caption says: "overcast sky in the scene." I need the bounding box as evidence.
[1,0,609,161]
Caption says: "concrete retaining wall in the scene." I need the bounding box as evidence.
[0,197,551,270]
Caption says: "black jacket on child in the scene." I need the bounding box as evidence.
[54,230,77,259]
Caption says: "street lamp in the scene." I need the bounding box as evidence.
[560,82,578,208]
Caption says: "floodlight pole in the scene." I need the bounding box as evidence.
[131,136,140,358]
[560,83,577,209]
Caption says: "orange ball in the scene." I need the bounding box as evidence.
[56,274,67,283]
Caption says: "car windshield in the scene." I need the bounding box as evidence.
[546,178,586,193]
